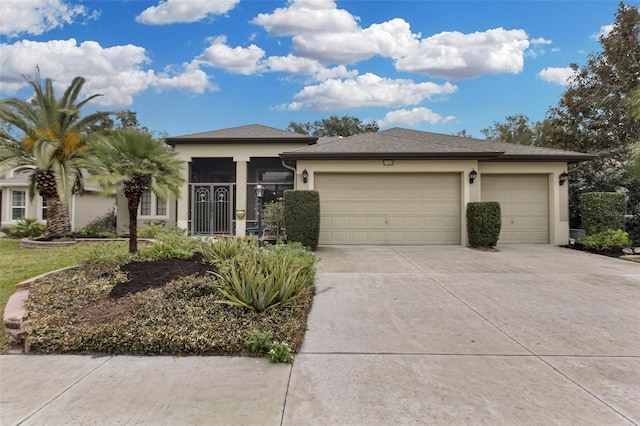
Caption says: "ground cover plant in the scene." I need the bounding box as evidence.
[0,239,104,351]
[21,235,315,357]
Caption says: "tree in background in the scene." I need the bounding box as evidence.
[89,110,150,134]
[0,75,110,238]
[287,115,379,137]
[482,4,640,231]
[481,114,545,146]
[545,3,640,228]
[86,129,185,254]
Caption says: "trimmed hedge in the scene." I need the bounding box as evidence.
[284,190,320,251]
[580,192,626,235]
[467,202,501,248]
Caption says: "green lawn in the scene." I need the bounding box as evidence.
[0,239,100,351]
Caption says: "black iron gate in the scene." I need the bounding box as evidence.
[190,184,233,235]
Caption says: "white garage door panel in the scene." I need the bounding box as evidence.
[316,173,461,245]
[481,174,549,244]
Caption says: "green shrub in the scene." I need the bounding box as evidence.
[467,202,501,247]
[284,190,320,251]
[76,209,117,236]
[583,229,631,251]
[245,329,273,352]
[4,217,45,238]
[268,341,293,363]
[262,200,286,241]
[138,229,198,260]
[580,192,626,235]
[200,237,256,269]
[137,222,173,238]
[211,242,315,312]
[84,242,130,267]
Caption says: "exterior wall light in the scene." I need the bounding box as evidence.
[469,169,478,184]
[302,169,309,183]
[559,171,569,186]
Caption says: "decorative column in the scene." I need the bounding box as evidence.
[234,158,248,237]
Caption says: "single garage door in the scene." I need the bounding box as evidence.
[481,174,549,244]
[315,173,461,245]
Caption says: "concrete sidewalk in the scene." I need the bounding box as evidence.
[2,245,639,425]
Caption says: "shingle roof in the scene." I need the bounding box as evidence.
[280,127,595,163]
[166,124,317,145]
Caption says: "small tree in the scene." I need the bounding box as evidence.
[262,200,285,241]
[86,129,185,254]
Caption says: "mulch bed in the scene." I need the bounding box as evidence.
[110,253,212,298]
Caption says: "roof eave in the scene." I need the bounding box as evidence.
[279,152,504,161]
[488,154,597,163]
[167,137,317,147]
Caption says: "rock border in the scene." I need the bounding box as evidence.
[3,266,78,354]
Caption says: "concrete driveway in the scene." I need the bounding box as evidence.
[1,245,639,425]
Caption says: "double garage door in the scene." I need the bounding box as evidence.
[315,173,549,245]
[315,173,461,245]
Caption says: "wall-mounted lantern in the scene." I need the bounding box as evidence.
[302,169,309,183]
[559,171,569,186]
[469,169,478,184]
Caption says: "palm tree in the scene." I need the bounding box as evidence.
[86,129,185,254]
[0,75,110,238]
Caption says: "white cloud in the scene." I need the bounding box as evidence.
[136,0,240,25]
[264,55,357,81]
[252,0,358,35]
[196,36,266,75]
[291,17,419,64]
[379,107,455,127]
[253,1,530,80]
[0,39,212,106]
[286,73,457,111]
[537,67,575,86]
[395,28,530,80]
[531,37,552,45]
[592,24,614,40]
[0,0,96,37]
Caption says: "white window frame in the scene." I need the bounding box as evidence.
[11,190,26,221]
[138,190,169,219]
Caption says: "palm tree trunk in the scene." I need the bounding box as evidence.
[127,193,141,254]
[45,195,72,239]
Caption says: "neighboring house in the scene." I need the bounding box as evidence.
[161,124,593,246]
[0,166,116,230]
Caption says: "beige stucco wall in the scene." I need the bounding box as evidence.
[72,193,116,230]
[172,142,309,236]
[0,187,116,230]
[295,159,570,246]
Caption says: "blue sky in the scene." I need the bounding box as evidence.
[0,0,627,138]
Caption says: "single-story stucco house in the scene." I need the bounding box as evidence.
[0,166,116,230]
[160,124,594,246]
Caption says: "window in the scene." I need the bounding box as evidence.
[259,170,293,183]
[11,190,26,220]
[140,191,152,216]
[41,197,47,221]
[156,199,167,216]
[139,191,169,218]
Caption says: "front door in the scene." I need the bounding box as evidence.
[191,184,233,235]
